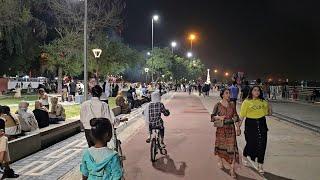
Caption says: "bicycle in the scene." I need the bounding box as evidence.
[113,117,128,168]
[150,128,167,162]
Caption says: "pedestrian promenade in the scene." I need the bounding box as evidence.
[122,93,260,180]
[199,92,320,180]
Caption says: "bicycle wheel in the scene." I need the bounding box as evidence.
[116,140,124,168]
[150,138,157,162]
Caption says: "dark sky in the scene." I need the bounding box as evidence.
[123,0,320,80]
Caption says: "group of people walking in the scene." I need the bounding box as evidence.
[211,84,272,178]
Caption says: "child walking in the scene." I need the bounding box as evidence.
[80,118,123,180]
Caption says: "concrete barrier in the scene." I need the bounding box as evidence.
[7,106,123,162]
[8,133,41,162]
[40,119,82,148]
[112,106,122,116]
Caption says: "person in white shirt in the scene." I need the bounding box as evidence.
[104,79,111,99]
[80,85,117,147]
[16,102,39,132]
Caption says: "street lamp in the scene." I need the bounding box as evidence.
[171,41,177,53]
[214,69,218,73]
[189,33,196,50]
[225,72,229,76]
[144,68,149,83]
[187,52,193,58]
[92,48,102,81]
[151,15,159,50]
[147,52,151,56]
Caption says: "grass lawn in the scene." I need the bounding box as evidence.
[0,95,38,105]
[8,97,117,119]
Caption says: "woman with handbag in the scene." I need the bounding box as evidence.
[211,88,241,178]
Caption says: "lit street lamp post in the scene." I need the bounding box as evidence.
[189,34,196,51]
[151,15,159,83]
[187,52,193,58]
[92,48,102,81]
[144,68,149,83]
[171,41,177,53]
[151,15,159,50]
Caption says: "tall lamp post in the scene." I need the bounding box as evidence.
[171,41,177,53]
[92,48,102,81]
[144,68,149,83]
[151,15,159,50]
[83,0,88,101]
[189,34,196,51]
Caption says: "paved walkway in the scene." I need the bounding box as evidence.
[199,92,320,180]
[122,93,261,180]
[10,104,147,180]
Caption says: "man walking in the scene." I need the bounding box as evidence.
[80,85,117,147]
[229,81,239,104]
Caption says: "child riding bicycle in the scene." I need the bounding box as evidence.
[144,92,170,147]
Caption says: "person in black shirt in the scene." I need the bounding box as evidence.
[33,101,50,128]
[241,81,250,101]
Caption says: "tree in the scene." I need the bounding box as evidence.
[42,32,82,92]
[146,47,173,82]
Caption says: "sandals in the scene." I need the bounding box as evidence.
[217,161,223,169]
[230,170,237,179]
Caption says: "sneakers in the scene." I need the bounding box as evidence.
[258,164,264,174]
[242,159,249,167]
[2,167,19,179]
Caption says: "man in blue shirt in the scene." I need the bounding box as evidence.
[229,81,239,104]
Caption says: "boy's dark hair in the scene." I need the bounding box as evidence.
[91,85,103,97]
[90,118,112,143]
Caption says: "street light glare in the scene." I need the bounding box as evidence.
[171,41,177,47]
[214,69,218,73]
[189,34,196,40]
[147,52,151,56]
[187,52,193,58]
[225,72,229,76]
[153,15,159,21]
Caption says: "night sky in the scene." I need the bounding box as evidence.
[123,0,320,80]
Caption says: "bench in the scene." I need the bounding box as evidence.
[8,106,123,162]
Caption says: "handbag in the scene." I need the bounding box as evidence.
[211,103,224,128]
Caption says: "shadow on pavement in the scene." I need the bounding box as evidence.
[152,155,187,176]
[220,168,257,180]
[264,172,294,180]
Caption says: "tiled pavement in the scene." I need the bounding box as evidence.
[10,92,175,180]
[10,107,146,180]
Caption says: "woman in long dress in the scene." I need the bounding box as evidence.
[211,88,241,178]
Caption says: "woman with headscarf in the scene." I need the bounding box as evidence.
[143,92,170,147]
[50,97,66,122]
[115,91,131,114]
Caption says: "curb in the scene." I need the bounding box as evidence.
[272,112,320,134]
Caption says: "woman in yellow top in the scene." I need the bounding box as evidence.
[239,85,272,174]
